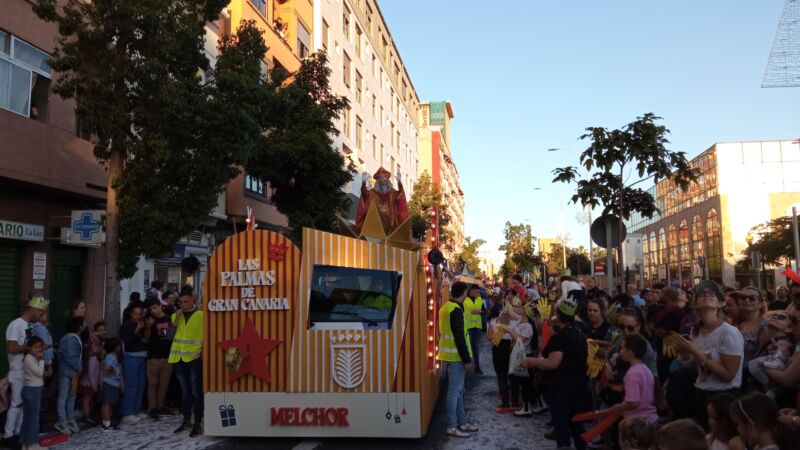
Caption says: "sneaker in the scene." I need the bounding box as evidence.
[189,423,203,438]
[446,427,471,438]
[513,407,532,417]
[531,403,548,414]
[136,412,148,419]
[457,423,479,432]
[54,422,72,436]
[83,416,98,426]
[121,415,141,424]
[68,419,81,433]
[174,420,192,434]
[101,424,119,432]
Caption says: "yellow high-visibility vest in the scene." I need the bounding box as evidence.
[437,301,472,362]
[168,310,204,363]
[462,296,483,330]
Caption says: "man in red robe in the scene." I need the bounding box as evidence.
[356,167,409,233]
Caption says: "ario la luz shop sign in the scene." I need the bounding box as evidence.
[0,219,44,242]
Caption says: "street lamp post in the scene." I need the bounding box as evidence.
[534,187,567,274]
[548,148,594,276]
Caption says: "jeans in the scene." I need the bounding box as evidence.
[175,359,203,423]
[549,386,587,450]
[444,361,467,429]
[467,328,482,370]
[4,369,23,438]
[56,374,76,424]
[20,386,42,445]
[147,359,173,411]
[120,354,147,417]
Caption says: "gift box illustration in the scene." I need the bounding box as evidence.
[219,405,237,428]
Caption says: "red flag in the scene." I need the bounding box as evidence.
[782,267,800,283]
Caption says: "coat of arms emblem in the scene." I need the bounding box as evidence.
[331,331,367,389]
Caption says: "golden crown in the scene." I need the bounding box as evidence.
[27,296,50,310]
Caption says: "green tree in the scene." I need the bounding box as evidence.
[408,171,452,249]
[457,237,486,274]
[499,222,542,278]
[246,50,353,245]
[567,247,592,275]
[32,0,265,329]
[552,113,697,282]
[742,216,794,265]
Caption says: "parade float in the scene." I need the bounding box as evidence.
[202,169,444,438]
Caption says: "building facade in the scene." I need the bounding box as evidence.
[313,0,420,202]
[1,2,110,371]
[418,101,465,258]
[628,140,800,288]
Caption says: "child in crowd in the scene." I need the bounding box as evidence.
[101,338,123,431]
[728,392,799,450]
[749,337,793,396]
[79,321,107,423]
[604,334,658,424]
[20,336,45,450]
[654,419,709,450]
[618,418,655,450]
[55,317,85,436]
[707,393,737,450]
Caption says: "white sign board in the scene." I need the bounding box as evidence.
[33,252,46,280]
[204,392,421,438]
[0,220,44,242]
[69,210,105,245]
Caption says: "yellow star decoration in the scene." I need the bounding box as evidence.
[662,332,682,359]
[336,201,418,250]
[490,325,507,346]
[536,298,551,319]
[586,339,605,378]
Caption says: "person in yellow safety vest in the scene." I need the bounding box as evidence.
[169,286,204,438]
[437,281,479,438]
[463,285,486,374]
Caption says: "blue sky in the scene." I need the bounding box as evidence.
[379,0,799,266]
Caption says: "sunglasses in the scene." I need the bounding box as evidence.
[736,294,761,302]
[620,324,638,332]
[769,313,791,321]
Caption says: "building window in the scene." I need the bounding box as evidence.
[380,143,384,166]
[372,54,377,78]
[366,4,373,33]
[355,71,362,103]
[390,123,395,147]
[355,116,363,149]
[396,130,400,150]
[381,36,388,61]
[344,106,351,139]
[296,21,310,59]
[245,173,270,200]
[250,0,266,15]
[0,32,52,122]
[371,94,377,118]
[379,105,384,126]
[355,25,362,57]
[390,156,395,174]
[707,209,722,282]
[322,20,329,51]
[402,80,407,99]
[372,134,377,158]
[343,52,351,87]
[343,6,351,41]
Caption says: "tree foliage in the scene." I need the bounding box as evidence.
[31,0,261,280]
[457,237,486,274]
[552,113,697,221]
[245,50,354,245]
[408,171,452,250]
[743,216,794,266]
[499,222,541,278]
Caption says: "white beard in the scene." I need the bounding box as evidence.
[374,180,393,195]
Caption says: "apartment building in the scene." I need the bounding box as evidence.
[0,2,110,371]
[313,0,421,202]
[418,101,465,259]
